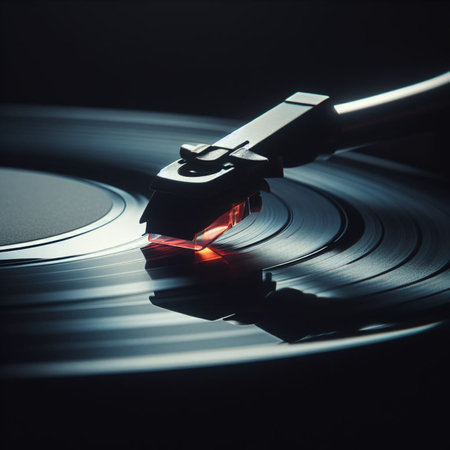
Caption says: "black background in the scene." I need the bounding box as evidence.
[1,2,450,449]
[1,2,449,121]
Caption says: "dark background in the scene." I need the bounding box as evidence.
[1,2,449,449]
[1,1,449,121]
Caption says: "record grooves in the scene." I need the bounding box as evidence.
[0,105,449,378]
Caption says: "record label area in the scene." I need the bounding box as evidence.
[0,106,449,378]
[0,167,148,263]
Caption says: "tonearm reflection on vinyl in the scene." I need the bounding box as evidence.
[140,72,450,250]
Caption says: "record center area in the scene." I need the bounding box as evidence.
[0,167,113,246]
[0,165,148,263]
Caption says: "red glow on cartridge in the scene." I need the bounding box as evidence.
[149,200,249,250]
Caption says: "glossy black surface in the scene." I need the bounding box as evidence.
[1,105,449,380]
[1,3,450,448]
[0,106,449,449]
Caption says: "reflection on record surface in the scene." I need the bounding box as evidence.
[0,106,449,378]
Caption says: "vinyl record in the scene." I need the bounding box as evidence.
[0,105,449,378]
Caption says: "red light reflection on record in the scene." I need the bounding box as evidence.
[149,201,248,250]
[194,247,223,262]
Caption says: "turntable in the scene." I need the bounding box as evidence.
[1,71,449,377]
[1,72,449,448]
